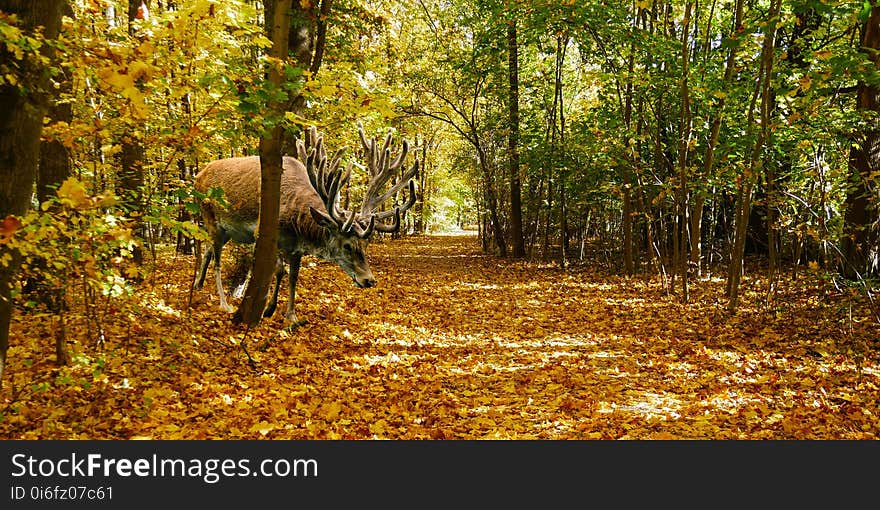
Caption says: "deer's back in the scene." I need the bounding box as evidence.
[195,156,326,238]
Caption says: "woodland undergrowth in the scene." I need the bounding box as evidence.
[1,235,878,439]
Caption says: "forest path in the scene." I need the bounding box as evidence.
[2,235,879,439]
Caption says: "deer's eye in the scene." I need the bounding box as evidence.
[344,244,353,253]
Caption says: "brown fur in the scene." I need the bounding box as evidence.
[194,156,328,243]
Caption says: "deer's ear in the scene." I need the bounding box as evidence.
[309,206,336,229]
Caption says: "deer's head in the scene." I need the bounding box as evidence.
[299,124,418,289]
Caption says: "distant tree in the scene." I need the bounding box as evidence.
[507,13,524,258]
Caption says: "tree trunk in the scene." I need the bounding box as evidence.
[695,0,742,278]
[38,53,73,366]
[37,80,72,205]
[675,1,694,303]
[413,135,428,234]
[621,8,636,275]
[842,5,880,279]
[479,147,506,257]
[556,35,568,269]
[277,0,332,124]
[119,0,150,266]
[728,0,779,312]
[507,18,524,258]
[689,195,704,277]
[233,0,292,327]
[176,157,194,254]
[0,0,67,389]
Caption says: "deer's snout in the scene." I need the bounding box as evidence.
[351,274,376,289]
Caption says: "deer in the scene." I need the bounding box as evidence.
[193,124,418,324]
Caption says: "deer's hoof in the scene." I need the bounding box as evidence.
[285,318,308,332]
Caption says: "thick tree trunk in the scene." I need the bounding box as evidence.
[842,5,880,279]
[119,138,145,263]
[0,0,67,389]
[37,86,72,205]
[120,0,150,265]
[507,19,524,258]
[233,0,292,327]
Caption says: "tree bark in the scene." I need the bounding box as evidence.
[37,40,73,366]
[37,82,72,205]
[556,35,568,269]
[842,5,880,279]
[119,0,150,266]
[0,0,67,389]
[233,0,292,327]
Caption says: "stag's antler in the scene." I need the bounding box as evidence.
[298,126,375,239]
[355,122,419,233]
[298,124,418,237]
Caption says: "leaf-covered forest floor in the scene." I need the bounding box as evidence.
[2,235,879,439]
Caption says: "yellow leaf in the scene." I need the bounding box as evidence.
[136,41,155,57]
[128,60,153,82]
[369,419,388,435]
[321,401,343,420]
[122,86,144,103]
[799,75,811,92]
[98,67,135,90]
[250,420,276,436]
[56,177,90,208]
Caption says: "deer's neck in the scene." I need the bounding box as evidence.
[278,213,330,257]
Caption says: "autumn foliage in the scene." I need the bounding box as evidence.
[1,235,878,440]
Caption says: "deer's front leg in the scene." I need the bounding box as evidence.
[285,252,306,327]
[263,255,286,318]
[194,245,213,290]
[211,235,234,313]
